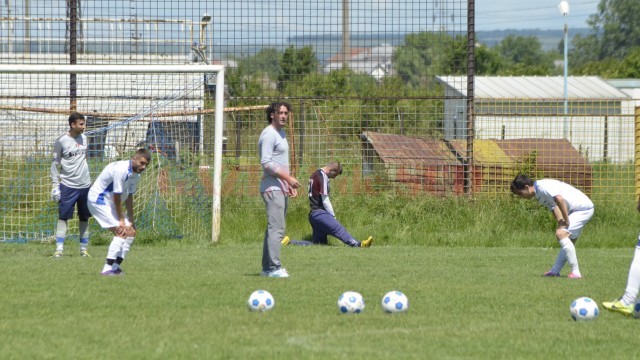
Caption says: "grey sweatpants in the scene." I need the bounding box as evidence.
[261,190,288,272]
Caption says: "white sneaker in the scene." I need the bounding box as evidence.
[261,268,290,278]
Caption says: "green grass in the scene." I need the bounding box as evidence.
[2,242,640,359]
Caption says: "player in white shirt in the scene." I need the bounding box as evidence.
[603,197,640,316]
[511,174,594,279]
[87,148,151,276]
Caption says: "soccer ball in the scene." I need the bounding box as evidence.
[570,297,599,321]
[633,301,640,319]
[247,290,275,312]
[381,290,409,313]
[337,291,365,314]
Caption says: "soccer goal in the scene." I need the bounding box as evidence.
[0,64,225,244]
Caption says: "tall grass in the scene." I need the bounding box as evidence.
[222,193,640,249]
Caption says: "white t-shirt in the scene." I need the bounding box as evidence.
[534,179,594,212]
[88,160,140,206]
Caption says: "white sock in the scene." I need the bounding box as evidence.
[101,264,112,273]
[106,236,125,260]
[121,237,134,259]
[559,237,580,276]
[621,246,640,306]
[550,249,567,274]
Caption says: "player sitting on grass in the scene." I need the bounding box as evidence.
[510,174,594,279]
[87,148,151,276]
[282,161,372,248]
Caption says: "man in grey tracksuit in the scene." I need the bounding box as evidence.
[258,101,300,278]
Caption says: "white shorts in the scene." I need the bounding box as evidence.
[87,201,131,229]
[567,208,594,239]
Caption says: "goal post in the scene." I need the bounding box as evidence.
[0,64,225,244]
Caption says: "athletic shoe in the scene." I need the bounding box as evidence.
[112,268,124,275]
[360,236,373,248]
[542,271,560,277]
[80,250,91,257]
[568,272,583,279]
[260,268,290,278]
[281,236,291,246]
[602,299,633,316]
[101,270,117,276]
[51,251,63,258]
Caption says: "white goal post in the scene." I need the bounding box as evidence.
[0,64,225,244]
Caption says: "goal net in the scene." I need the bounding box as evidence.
[0,64,225,243]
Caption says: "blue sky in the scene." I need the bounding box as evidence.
[475,0,599,31]
[1,0,601,39]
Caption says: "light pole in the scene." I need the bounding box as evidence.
[558,1,569,139]
[200,13,211,61]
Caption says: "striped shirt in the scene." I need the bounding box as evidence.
[308,169,330,212]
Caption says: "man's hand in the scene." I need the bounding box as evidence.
[287,175,301,189]
[51,186,61,202]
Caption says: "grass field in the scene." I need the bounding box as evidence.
[2,242,640,359]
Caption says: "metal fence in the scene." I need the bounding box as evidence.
[1,0,638,210]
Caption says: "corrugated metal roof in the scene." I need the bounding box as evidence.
[361,131,459,166]
[437,76,629,99]
[447,139,516,166]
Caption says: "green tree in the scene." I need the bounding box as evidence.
[493,35,554,75]
[475,44,504,75]
[497,35,552,70]
[278,45,318,91]
[393,32,451,88]
[237,47,281,79]
[573,0,640,66]
[441,35,467,75]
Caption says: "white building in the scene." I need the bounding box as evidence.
[436,76,633,162]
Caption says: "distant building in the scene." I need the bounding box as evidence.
[436,76,632,162]
[324,44,394,81]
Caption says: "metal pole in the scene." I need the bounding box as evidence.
[465,0,475,195]
[211,69,225,243]
[563,18,568,138]
[69,0,78,111]
[342,0,349,70]
[25,0,30,54]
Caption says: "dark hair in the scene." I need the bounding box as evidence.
[134,148,152,162]
[510,174,534,194]
[328,161,343,175]
[265,101,292,123]
[68,111,85,126]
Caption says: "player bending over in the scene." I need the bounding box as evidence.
[87,148,151,276]
[510,174,594,279]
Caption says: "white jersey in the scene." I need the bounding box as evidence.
[534,179,594,213]
[88,160,140,206]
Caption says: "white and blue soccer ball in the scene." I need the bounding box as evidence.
[247,290,275,312]
[633,301,640,319]
[337,291,365,314]
[570,297,599,321]
[381,291,409,313]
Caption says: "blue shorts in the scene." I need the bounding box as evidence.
[58,184,92,221]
